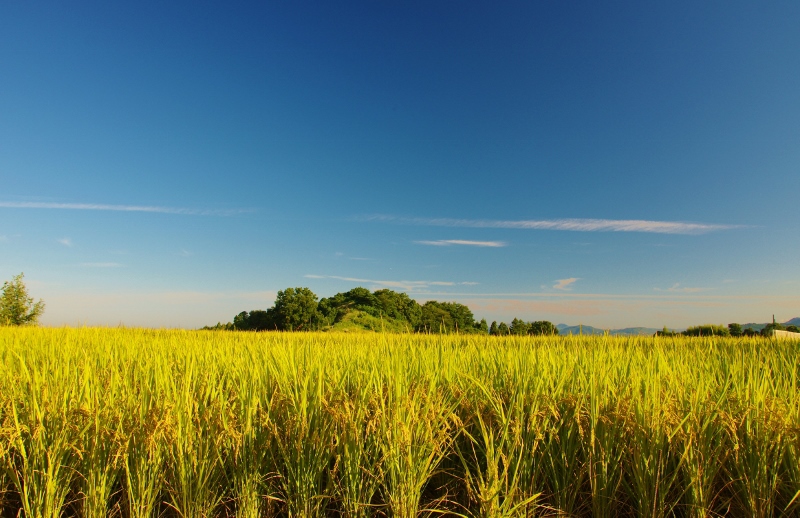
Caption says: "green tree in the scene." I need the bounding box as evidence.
[510,317,530,336]
[0,273,45,326]
[489,321,499,335]
[373,289,422,327]
[683,324,730,337]
[497,322,510,336]
[477,318,489,334]
[417,302,454,333]
[271,287,319,331]
[728,323,743,337]
[656,326,678,337]
[760,322,785,337]
[232,309,275,331]
[787,325,800,333]
[317,287,422,330]
[416,300,477,333]
[200,321,233,331]
[529,320,559,336]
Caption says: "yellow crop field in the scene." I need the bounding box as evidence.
[1,327,799,517]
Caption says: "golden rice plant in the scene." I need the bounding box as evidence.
[377,341,460,518]
[454,340,548,518]
[2,335,84,518]
[1,327,799,518]
[164,345,228,518]
[267,337,338,518]
[220,339,277,518]
[330,363,384,518]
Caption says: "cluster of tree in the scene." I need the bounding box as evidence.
[488,318,559,336]
[0,273,45,326]
[205,286,558,335]
[656,322,800,337]
[729,321,799,337]
[208,286,484,333]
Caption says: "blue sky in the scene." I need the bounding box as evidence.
[2,1,799,329]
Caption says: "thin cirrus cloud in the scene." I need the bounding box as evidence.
[305,274,478,291]
[362,215,741,235]
[414,239,507,247]
[0,201,247,216]
[654,283,709,293]
[553,278,580,290]
[58,238,73,247]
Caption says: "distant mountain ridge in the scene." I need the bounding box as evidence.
[742,317,800,332]
[558,317,800,336]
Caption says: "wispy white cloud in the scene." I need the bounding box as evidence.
[415,239,507,247]
[81,262,124,268]
[654,283,709,293]
[304,274,477,291]
[553,278,580,290]
[0,201,248,216]
[58,237,73,247]
[363,215,741,235]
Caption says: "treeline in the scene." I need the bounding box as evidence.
[203,286,558,335]
[656,322,800,337]
[488,318,559,336]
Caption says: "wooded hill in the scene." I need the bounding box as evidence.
[203,286,558,335]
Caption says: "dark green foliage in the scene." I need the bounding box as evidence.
[728,323,743,337]
[232,309,275,331]
[477,318,489,334]
[491,317,559,336]
[529,320,559,336]
[416,300,479,333]
[272,287,319,331]
[682,324,730,337]
[510,317,530,336]
[209,286,566,335]
[318,287,422,328]
[489,321,499,335]
[200,322,234,331]
[374,289,423,326]
[417,302,454,333]
[760,322,785,337]
[656,326,678,337]
[787,325,800,333]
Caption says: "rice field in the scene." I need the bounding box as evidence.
[1,327,799,518]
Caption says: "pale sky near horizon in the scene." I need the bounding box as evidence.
[2,2,799,329]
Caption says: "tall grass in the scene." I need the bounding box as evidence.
[1,328,798,517]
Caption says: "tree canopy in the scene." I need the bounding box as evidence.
[209,286,557,334]
[0,273,45,326]
[682,324,730,337]
[207,286,562,335]
[488,318,559,336]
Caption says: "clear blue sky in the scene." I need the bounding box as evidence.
[2,1,799,329]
